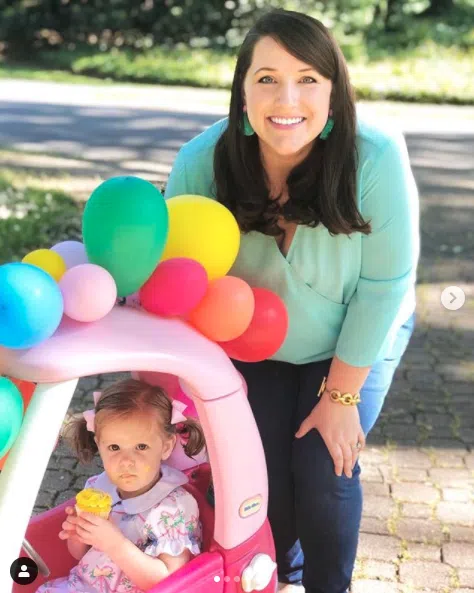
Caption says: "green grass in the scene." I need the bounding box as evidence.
[0,173,83,265]
[0,62,116,85]
[350,43,474,105]
[1,36,473,104]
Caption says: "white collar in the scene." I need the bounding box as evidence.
[90,464,189,514]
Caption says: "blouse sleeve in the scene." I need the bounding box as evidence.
[335,131,420,367]
[142,488,202,558]
[164,149,189,199]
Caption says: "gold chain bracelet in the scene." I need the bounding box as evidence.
[317,377,361,406]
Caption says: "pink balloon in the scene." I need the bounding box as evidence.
[51,240,88,269]
[139,258,208,317]
[59,264,117,322]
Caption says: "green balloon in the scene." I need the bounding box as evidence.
[83,176,169,297]
[0,377,24,458]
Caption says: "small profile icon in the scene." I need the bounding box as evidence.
[10,557,39,585]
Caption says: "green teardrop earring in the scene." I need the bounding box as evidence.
[242,111,255,136]
[320,116,334,140]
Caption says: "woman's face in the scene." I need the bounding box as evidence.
[242,36,333,165]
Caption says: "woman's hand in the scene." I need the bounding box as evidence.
[75,513,126,556]
[59,506,81,541]
[295,392,365,478]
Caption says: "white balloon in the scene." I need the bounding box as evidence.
[51,241,88,269]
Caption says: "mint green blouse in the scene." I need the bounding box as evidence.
[164,117,419,367]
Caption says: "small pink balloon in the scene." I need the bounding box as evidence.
[51,240,88,269]
[140,258,208,317]
[59,264,117,322]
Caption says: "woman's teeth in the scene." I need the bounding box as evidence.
[269,117,305,125]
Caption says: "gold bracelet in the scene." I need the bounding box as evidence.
[317,377,361,406]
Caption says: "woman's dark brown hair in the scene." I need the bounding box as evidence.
[213,8,371,237]
[63,378,205,465]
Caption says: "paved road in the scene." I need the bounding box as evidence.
[1,80,473,592]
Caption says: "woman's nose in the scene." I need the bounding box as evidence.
[277,82,298,106]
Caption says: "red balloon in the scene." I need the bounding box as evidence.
[219,287,288,362]
[10,378,35,409]
[140,258,208,317]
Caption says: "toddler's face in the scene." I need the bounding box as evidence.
[95,412,176,499]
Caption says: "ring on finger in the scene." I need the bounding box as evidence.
[352,442,362,450]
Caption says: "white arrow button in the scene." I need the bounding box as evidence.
[441,286,465,311]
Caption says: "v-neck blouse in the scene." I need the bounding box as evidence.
[164,117,419,367]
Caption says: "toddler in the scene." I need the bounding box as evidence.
[37,378,205,593]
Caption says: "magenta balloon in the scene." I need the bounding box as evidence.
[139,258,208,317]
[135,371,198,417]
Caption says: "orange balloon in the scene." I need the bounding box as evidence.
[0,378,36,470]
[189,276,255,342]
[218,287,289,362]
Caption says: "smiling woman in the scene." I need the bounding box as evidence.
[164,8,420,593]
[214,11,369,240]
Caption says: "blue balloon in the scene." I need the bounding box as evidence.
[0,262,64,349]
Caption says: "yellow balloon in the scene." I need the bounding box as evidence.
[162,195,240,280]
[22,249,67,282]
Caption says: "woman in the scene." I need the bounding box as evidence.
[165,8,419,593]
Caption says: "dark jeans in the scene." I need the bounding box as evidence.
[232,312,416,593]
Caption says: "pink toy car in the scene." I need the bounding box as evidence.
[0,306,277,593]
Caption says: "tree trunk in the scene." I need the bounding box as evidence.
[384,0,400,31]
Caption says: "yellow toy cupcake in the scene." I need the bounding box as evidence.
[75,488,113,519]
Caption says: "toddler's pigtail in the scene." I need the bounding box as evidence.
[178,418,206,458]
[62,414,99,465]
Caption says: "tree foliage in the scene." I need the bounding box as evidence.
[0,0,471,58]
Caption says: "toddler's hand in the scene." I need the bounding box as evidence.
[59,506,80,541]
[76,512,125,555]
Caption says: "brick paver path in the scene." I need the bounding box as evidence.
[31,131,474,592]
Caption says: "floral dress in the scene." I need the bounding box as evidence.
[36,464,202,593]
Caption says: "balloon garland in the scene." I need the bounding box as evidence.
[0,176,289,359]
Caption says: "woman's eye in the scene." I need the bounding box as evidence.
[258,75,317,84]
[137,444,149,451]
[108,444,120,451]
